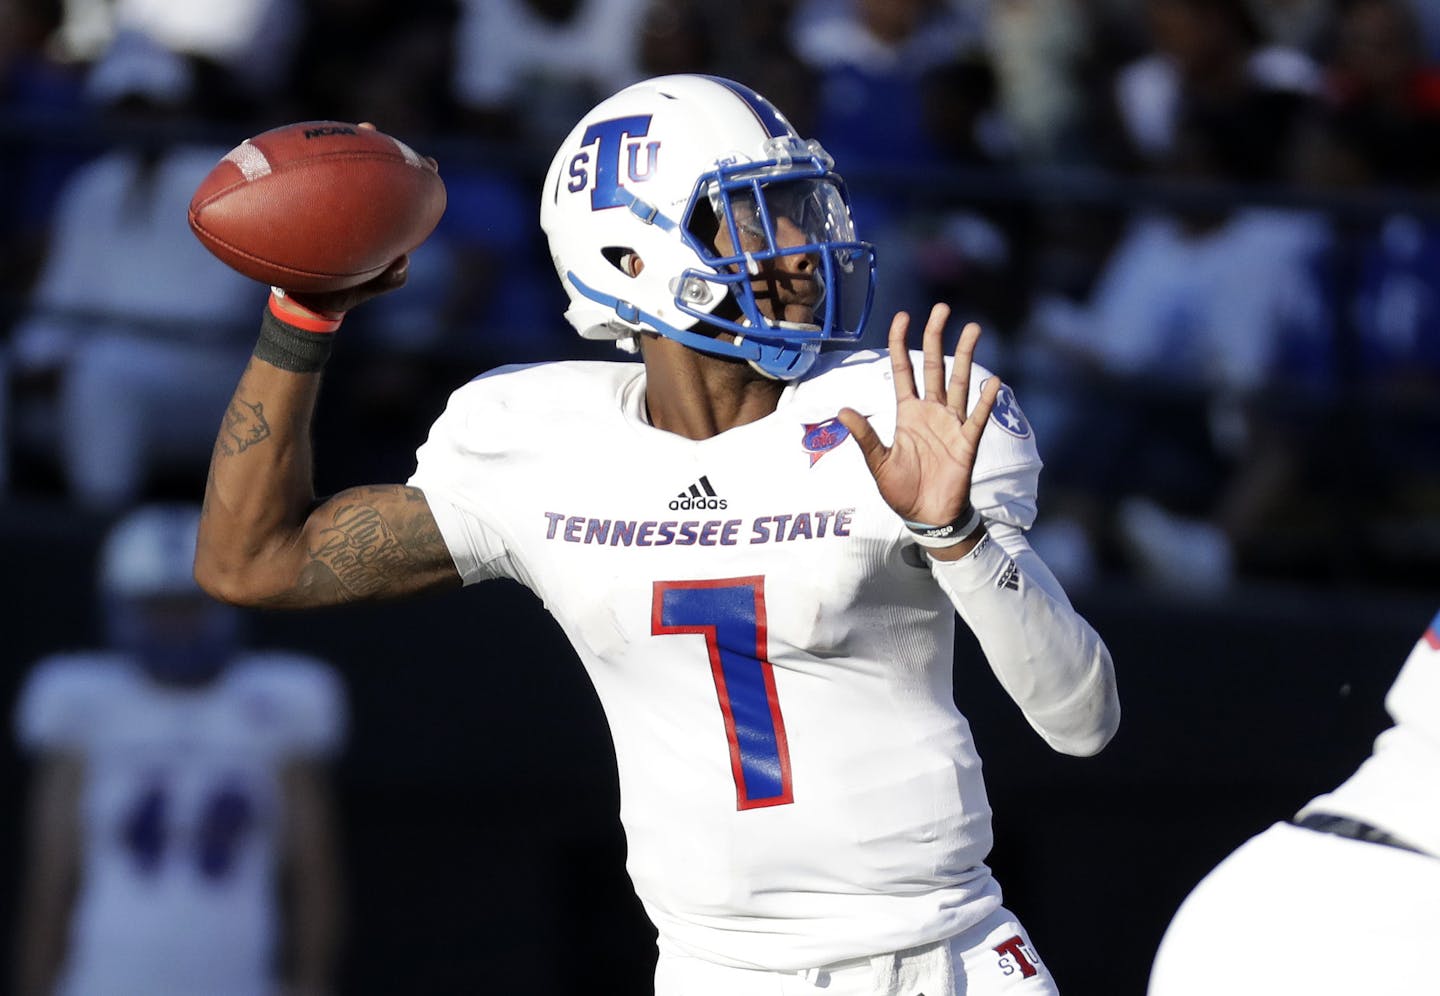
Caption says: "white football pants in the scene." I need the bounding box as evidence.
[655,906,1059,995]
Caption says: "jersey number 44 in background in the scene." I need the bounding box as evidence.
[122,778,254,879]
[652,577,794,810]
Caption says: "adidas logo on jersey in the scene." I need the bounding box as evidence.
[669,475,728,510]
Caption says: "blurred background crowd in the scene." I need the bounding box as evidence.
[1,0,1438,597]
[1,1,1439,994]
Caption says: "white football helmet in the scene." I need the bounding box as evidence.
[540,74,877,380]
[99,503,240,681]
[99,503,204,599]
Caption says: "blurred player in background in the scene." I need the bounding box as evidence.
[1147,606,1440,994]
[195,75,1119,994]
[13,503,346,996]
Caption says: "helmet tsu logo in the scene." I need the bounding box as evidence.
[540,76,878,381]
[567,115,661,210]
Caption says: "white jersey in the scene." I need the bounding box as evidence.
[15,651,345,996]
[410,349,1115,970]
[1299,608,1440,856]
[1147,610,1440,995]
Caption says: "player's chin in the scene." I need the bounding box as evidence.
[778,301,818,327]
[752,294,817,328]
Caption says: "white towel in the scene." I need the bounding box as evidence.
[870,937,956,996]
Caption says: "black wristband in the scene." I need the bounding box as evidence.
[904,504,984,548]
[254,306,337,373]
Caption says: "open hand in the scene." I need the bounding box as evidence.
[837,303,1000,533]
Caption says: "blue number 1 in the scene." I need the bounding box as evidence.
[652,576,794,810]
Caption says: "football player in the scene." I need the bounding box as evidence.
[1147,607,1440,994]
[195,75,1120,995]
[14,504,346,996]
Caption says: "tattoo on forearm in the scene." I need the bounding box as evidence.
[201,460,216,519]
[218,398,271,455]
[308,502,415,598]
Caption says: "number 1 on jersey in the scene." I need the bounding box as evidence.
[652,577,794,810]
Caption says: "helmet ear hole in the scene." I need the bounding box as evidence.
[602,246,642,277]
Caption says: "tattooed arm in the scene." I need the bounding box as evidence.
[196,302,460,608]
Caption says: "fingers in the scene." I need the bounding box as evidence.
[962,375,1002,448]
[892,304,958,404]
[379,253,411,286]
[921,303,950,402]
[947,321,982,412]
[291,254,410,315]
[358,122,441,173]
[837,407,887,475]
[887,312,917,402]
[345,254,410,306]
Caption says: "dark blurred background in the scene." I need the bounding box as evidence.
[2,0,1438,993]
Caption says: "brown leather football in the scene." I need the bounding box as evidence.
[188,121,446,293]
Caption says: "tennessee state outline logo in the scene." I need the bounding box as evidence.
[988,381,1032,438]
[802,417,851,466]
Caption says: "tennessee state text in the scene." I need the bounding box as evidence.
[541,510,854,547]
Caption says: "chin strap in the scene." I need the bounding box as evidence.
[567,270,818,380]
[732,332,818,380]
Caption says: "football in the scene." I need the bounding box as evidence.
[188,121,447,293]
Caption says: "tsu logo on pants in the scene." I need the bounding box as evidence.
[994,934,1041,978]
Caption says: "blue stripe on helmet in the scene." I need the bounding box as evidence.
[699,75,794,139]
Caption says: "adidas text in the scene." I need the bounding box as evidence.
[669,496,728,511]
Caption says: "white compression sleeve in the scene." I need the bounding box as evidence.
[930,523,1120,756]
